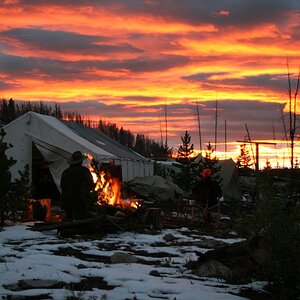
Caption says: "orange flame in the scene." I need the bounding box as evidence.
[84,153,140,209]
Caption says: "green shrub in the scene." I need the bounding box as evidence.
[237,175,300,295]
[257,195,300,288]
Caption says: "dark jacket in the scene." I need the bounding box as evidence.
[191,177,222,208]
[60,163,95,217]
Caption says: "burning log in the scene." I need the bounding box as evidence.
[85,154,141,210]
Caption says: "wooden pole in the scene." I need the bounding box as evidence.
[225,120,227,159]
[164,102,168,148]
[196,101,202,152]
[245,124,255,167]
[214,100,218,153]
[159,117,163,146]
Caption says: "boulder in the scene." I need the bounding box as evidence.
[110,252,138,264]
[196,259,233,280]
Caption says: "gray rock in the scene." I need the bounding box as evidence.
[110,252,138,264]
[196,259,233,280]
[163,233,176,242]
[196,237,226,249]
[149,270,161,277]
[5,279,59,291]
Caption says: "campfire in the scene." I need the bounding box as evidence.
[85,153,140,210]
[29,154,161,234]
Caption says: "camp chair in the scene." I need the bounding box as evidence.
[177,193,221,224]
[176,197,204,224]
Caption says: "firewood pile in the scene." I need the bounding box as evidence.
[28,173,189,236]
[29,200,168,236]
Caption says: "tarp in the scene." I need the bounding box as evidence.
[218,158,242,202]
[127,175,185,203]
[3,112,154,191]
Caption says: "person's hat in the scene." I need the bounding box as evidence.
[202,168,212,178]
[67,151,86,165]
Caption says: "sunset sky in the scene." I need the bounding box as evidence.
[1,0,300,167]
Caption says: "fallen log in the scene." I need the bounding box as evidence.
[28,215,124,232]
[198,235,269,266]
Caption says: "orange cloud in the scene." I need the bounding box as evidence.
[1,1,300,166]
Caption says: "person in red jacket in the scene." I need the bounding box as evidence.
[60,151,95,220]
[191,168,222,221]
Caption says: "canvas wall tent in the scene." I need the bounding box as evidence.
[3,112,154,194]
[217,158,242,202]
[156,157,241,202]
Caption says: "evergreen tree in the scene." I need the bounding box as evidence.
[8,165,32,222]
[8,98,16,123]
[0,129,16,225]
[0,99,9,124]
[236,143,253,169]
[54,103,63,119]
[134,134,146,157]
[264,159,272,171]
[236,143,254,176]
[204,141,215,161]
[172,131,197,193]
[177,130,194,163]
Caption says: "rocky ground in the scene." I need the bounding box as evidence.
[0,205,276,300]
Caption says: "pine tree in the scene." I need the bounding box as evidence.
[0,129,31,224]
[201,142,221,184]
[134,134,146,157]
[236,143,253,170]
[8,165,32,222]
[177,131,194,163]
[0,129,16,225]
[172,131,197,193]
[204,141,214,160]
[264,159,272,171]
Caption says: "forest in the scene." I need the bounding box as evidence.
[0,98,170,159]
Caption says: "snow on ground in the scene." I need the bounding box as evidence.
[0,224,265,300]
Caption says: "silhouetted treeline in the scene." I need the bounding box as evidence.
[0,98,169,158]
[0,98,63,124]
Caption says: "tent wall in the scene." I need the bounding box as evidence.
[114,159,153,182]
[3,112,154,192]
[218,159,241,202]
[3,112,115,186]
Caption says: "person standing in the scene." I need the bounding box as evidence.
[60,151,95,220]
[191,168,222,222]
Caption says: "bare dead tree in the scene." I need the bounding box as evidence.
[159,116,163,146]
[164,102,168,148]
[280,103,289,147]
[272,121,279,168]
[224,120,227,159]
[245,123,255,166]
[286,58,300,169]
[196,101,202,152]
[214,100,218,153]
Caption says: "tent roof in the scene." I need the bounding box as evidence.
[4,112,149,161]
[29,112,115,159]
[62,120,149,161]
